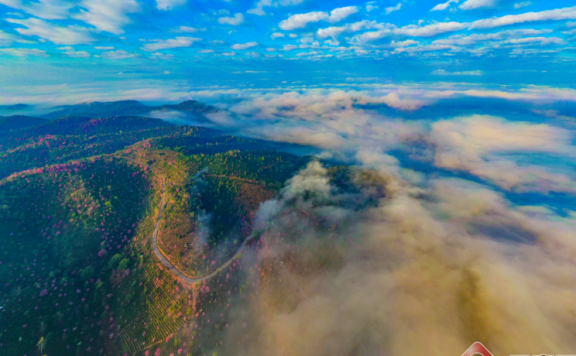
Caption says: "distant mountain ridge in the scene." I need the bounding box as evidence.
[0,104,31,111]
[42,100,219,120]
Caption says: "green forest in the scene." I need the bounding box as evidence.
[0,114,314,356]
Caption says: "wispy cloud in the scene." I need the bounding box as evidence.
[156,0,186,11]
[231,42,258,50]
[141,37,201,51]
[432,69,482,75]
[7,17,93,45]
[432,115,575,192]
[0,0,72,20]
[385,3,402,15]
[0,47,47,56]
[470,5,576,29]
[58,46,90,58]
[431,0,460,11]
[75,0,140,35]
[101,49,137,59]
[279,6,359,31]
[248,0,305,16]
[459,0,497,10]
[218,13,244,26]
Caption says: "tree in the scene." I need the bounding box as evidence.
[37,336,47,354]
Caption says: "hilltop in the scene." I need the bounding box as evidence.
[0,103,314,356]
[42,100,219,120]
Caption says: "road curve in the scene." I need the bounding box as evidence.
[151,175,309,299]
[151,176,253,286]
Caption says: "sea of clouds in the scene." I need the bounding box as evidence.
[191,86,576,355]
[5,81,575,354]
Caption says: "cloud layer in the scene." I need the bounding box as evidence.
[217,157,576,355]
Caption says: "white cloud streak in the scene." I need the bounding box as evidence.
[231,42,258,50]
[470,6,576,29]
[58,45,90,58]
[156,0,186,10]
[218,13,244,26]
[385,3,402,15]
[459,0,497,10]
[0,0,72,20]
[75,0,140,35]
[6,17,94,45]
[279,6,358,30]
[431,0,459,11]
[141,37,201,51]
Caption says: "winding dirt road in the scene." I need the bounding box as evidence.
[151,176,254,286]
[152,175,309,299]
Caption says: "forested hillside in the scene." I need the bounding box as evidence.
[0,113,311,356]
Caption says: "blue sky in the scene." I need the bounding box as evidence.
[0,0,576,101]
[0,0,574,201]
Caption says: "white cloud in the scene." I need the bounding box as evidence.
[178,26,198,33]
[218,13,244,26]
[385,3,402,15]
[507,36,564,45]
[431,0,459,11]
[470,6,576,29]
[279,6,358,31]
[247,5,266,16]
[0,29,31,46]
[514,1,532,9]
[388,39,419,47]
[0,30,14,46]
[198,49,214,53]
[432,29,551,46]
[75,0,140,35]
[317,20,380,39]
[142,37,201,51]
[356,21,467,42]
[58,46,90,58]
[362,92,425,110]
[328,6,358,23]
[271,32,285,39]
[0,0,72,20]
[0,47,46,56]
[95,46,114,50]
[156,0,186,10]
[432,116,575,192]
[222,51,236,56]
[394,43,452,53]
[432,69,482,75]
[231,42,258,50]
[6,17,93,45]
[101,50,137,59]
[396,22,467,37]
[279,11,329,30]
[151,52,175,60]
[248,0,305,16]
[459,0,496,10]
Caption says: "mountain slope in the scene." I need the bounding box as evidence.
[0,116,221,180]
[0,109,311,356]
[0,115,46,135]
